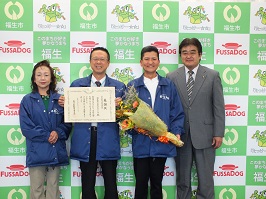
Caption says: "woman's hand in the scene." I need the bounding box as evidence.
[58,95,65,107]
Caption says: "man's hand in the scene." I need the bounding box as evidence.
[115,97,122,106]
[58,95,65,107]
[48,131,58,144]
[212,136,223,149]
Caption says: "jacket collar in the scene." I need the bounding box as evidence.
[30,91,60,100]
[81,74,113,87]
[133,73,168,87]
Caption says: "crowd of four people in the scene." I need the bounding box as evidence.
[19,37,225,199]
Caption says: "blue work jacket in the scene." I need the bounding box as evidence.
[128,74,184,158]
[70,74,126,162]
[19,91,72,167]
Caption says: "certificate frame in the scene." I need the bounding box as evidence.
[64,87,115,123]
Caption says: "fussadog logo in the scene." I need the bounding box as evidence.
[163,165,174,177]
[225,104,245,117]
[72,41,99,53]
[73,166,102,178]
[213,164,244,177]
[151,41,176,54]
[1,164,29,177]
[216,42,247,56]
[0,103,20,116]
[0,40,31,53]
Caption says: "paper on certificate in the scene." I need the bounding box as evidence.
[64,87,115,122]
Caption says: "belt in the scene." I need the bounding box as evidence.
[91,126,97,131]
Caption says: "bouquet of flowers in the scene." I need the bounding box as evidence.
[116,86,184,147]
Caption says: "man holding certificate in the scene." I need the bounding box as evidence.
[60,47,126,199]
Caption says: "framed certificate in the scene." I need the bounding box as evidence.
[64,87,115,122]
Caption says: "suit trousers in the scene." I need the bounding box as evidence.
[29,166,60,199]
[80,127,118,199]
[175,130,215,199]
[133,157,167,199]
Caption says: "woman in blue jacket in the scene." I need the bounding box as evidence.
[19,60,72,199]
[128,46,185,199]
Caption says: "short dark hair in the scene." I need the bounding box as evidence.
[90,47,110,61]
[179,38,202,56]
[31,60,57,94]
[141,45,160,60]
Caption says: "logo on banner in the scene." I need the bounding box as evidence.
[252,130,266,147]
[223,67,240,85]
[72,41,99,54]
[225,104,245,117]
[118,190,133,199]
[4,1,24,20]
[223,5,241,23]
[214,164,244,177]
[53,67,65,83]
[157,65,169,76]
[250,189,266,198]
[0,103,20,116]
[191,189,197,199]
[8,188,27,199]
[38,3,66,22]
[219,188,237,199]
[152,4,170,22]
[163,165,174,177]
[1,164,29,177]
[183,5,210,24]
[1,40,31,54]
[111,67,135,85]
[7,128,25,145]
[79,66,92,78]
[151,41,176,54]
[73,165,102,178]
[162,189,168,199]
[255,7,266,25]
[79,3,98,21]
[59,190,65,199]
[216,43,247,56]
[254,69,266,87]
[6,65,25,84]
[111,4,139,23]
[223,128,238,146]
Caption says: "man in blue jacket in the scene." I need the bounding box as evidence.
[62,47,126,199]
[127,45,185,199]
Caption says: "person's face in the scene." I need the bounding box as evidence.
[90,50,110,76]
[140,51,160,75]
[180,45,202,70]
[34,66,51,92]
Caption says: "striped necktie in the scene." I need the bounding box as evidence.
[187,71,194,102]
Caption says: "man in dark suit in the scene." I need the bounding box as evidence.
[166,38,225,199]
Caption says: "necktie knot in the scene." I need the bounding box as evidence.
[95,81,101,87]
[188,70,194,75]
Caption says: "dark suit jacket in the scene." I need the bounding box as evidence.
[166,65,225,149]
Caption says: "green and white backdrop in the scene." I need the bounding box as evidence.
[0,0,266,198]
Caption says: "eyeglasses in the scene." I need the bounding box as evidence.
[91,57,108,62]
[181,50,198,56]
